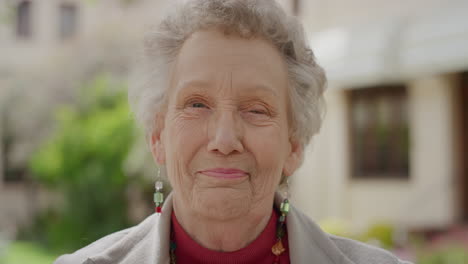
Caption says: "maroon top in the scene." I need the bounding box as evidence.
[171,209,290,264]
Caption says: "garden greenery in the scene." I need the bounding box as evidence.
[29,74,135,252]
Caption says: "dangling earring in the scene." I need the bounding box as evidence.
[272,177,290,263]
[283,177,290,201]
[280,176,290,222]
[154,167,164,215]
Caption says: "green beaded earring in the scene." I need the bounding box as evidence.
[272,177,290,263]
[154,168,164,215]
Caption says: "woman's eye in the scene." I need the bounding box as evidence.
[190,102,208,108]
[249,109,267,115]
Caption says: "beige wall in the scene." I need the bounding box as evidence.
[288,0,467,231]
[299,0,464,34]
[0,184,59,239]
[405,74,459,226]
[292,74,460,230]
[291,88,352,224]
[0,185,35,238]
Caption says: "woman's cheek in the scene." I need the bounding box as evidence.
[170,109,208,133]
[182,107,211,119]
[170,111,208,159]
[247,123,285,179]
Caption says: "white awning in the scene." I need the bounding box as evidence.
[399,5,468,78]
[310,2,468,88]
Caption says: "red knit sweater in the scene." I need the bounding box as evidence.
[171,210,290,264]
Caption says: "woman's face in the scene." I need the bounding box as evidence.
[152,29,302,220]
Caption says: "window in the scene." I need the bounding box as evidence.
[292,0,300,16]
[16,0,32,38]
[58,3,78,40]
[349,85,410,179]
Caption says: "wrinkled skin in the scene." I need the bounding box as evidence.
[151,29,302,251]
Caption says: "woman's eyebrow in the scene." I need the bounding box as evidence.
[174,80,212,100]
[175,79,279,99]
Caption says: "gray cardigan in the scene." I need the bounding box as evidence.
[54,193,413,264]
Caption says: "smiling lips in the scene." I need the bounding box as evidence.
[200,168,248,179]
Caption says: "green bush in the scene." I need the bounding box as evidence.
[360,222,395,249]
[1,241,57,264]
[319,219,355,239]
[28,74,136,252]
[417,246,468,264]
[319,220,396,249]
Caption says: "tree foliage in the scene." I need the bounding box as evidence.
[29,74,136,252]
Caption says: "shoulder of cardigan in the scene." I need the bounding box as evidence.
[54,192,411,264]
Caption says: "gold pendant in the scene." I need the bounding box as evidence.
[271,240,285,256]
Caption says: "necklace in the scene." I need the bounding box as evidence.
[169,199,290,264]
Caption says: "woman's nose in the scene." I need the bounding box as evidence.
[207,111,244,155]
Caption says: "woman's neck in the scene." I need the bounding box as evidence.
[172,196,273,252]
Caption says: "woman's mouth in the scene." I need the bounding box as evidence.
[199,168,248,179]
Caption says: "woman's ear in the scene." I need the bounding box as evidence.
[150,113,166,165]
[283,139,303,177]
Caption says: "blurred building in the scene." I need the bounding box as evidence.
[0,0,302,241]
[293,0,468,233]
[0,0,301,238]
[0,0,170,238]
[3,0,466,242]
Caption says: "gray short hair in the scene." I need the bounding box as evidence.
[129,0,327,148]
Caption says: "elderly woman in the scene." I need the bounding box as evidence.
[55,0,412,263]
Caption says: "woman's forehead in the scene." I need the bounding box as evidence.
[168,29,288,98]
[169,81,283,107]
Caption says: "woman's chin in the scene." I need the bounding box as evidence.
[192,188,252,220]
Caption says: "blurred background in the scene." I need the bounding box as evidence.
[0,0,467,263]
